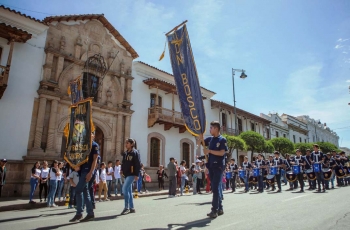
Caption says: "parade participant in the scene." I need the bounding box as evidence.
[39,161,49,202]
[241,156,252,193]
[69,132,99,222]
[114,160,123,196]
[331,150,342,186]
[203,121,228,219]
[47,160,61,207]
[328,152,336,189]
[0,159,7,198]
[156,165,168,191]
[29,161,41,204]
[340,151,349,186]
[323,153,331,190]
[179,160,188,196]
[304,149,315,190]
[106,161,114,197]
[98,162,108,202]
[292,149,305,192]
[229,159,238,193]
[271,151,283,193]
[120,138,141,215]
[255,154,266,193]
[167,157,177,197]
[310,144,325,192]
[284,154,296,191]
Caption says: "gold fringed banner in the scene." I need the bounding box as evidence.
[159,41,167,61]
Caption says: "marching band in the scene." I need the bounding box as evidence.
[225,144,349,193]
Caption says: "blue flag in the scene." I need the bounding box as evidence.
[167,24,206,136]
[68,76,83,105]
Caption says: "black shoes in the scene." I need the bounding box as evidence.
[130,208,136,213]
[29,201,36,204]
[207,211,218,218]
[80,214,95,222]
[218,210,224,216]
[69,215,83,222]
[121,209,130,215]
[276,189,281,193]
[286,188,293,191]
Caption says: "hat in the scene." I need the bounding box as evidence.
[1,159,7,162]
[195,159,202,163]
[274,151,280,155]
[313,144,319,148]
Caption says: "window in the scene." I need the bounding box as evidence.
[283,134,286,138]
[305,139,307,143]
[293,135,296,143]
[150,93,162,108]
[266,128,270,139]
[182,143,190,164]
[82,73,99,102]
[313,136,315,142]
[150,137,160,167]
[276,131,279,137]
[251,123,255,132]
[238,118,243,133]
[222,113,227,128]
[299,137,302,143]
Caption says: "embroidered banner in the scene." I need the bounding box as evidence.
[64,98,94,167]
[167,24,206,136]
[67,76,83,104]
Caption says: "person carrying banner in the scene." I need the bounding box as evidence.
[69,131,99,222]
[202,121,228,219]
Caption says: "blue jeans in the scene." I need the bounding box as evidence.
[56,179,65,200]
[243,176,249,191]
[107,180,113,196]
[122,176,135,209]
[281,170,287,184]
[180,177,186,195]
[192,176,197,195]
[69,186,76,206]
[137,177,143,192]
[209,167,224,212]
[29,178,38,201]
[75,172,94,216]
[47,180,57,206]
[114,178,123,195]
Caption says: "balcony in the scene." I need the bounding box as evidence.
[148,106,186,133]
[0,65,8,99]
[221,126,241,136]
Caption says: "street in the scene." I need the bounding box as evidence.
[0,185,349,230]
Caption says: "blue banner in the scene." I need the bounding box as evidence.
[68,76,83,105]
[167,25,206,136]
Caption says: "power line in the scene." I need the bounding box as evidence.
[1,3,54,15]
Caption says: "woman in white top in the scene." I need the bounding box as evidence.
[180,160,188,196]
[39,161,49,202]
[29,161,41,204]
[56,162,65,202]
[47,160,61,207]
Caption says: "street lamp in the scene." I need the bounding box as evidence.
[232,68,247,161]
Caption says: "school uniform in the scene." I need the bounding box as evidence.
[311,151,325,191]
[272,157,283,192]
[229,163,238,192]
[284,157,297,190]
[293,156,305,191]
[304,154,315,189]
[98,168,108,200]
[114,165,123,195]
[255,160,265,192]
[241,161,252,192]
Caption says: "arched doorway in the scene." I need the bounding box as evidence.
[95,126,104,161]
[150,137,160,167]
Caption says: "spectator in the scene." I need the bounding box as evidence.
[0,159,7,197]
[68,166,79,209]
[138,163,148,194]
[205,167,211,193]
[179,160,188,196]
[98,162,109,201]
[39,161,49,202]
[156,165,168,191]
[114,160,123,196]
[62,162,70,199]
[29,161,41,204]
[56,162,65,202]
[106,161,114,198]
[47,160,61,207]
[167,157,177,198]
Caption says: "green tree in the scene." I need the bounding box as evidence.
[263,140,275,153]
[222,134,247,160]
[270,137,294,157]
[294,143,313,155]
[316,142,339,154]
[239,131,265,160]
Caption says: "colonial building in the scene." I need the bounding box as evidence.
[260,113,289,139]
[296,115,339,147]
[280,114,308,144]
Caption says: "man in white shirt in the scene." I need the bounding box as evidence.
[106,161,114,197]
[98,162,109,201]
[114,160,123,196]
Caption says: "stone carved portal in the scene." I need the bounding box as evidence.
[95,126,104,161]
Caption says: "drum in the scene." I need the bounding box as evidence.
[305,169,316,180]
[270,166,277,175]
[266,175,275,185]
[313,163,321,173]
[344,166,350,175]
[335,166,346,178]
[322,168,332,181]
[239,170,245,179]
[292,165,301,174]
[253,168,260,177]
[286,171,297,182]
[249,176,257,184]
[226,172,233,179]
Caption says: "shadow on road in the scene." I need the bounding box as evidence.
[153,197,168,200]
[176,202,211,206]
[94,214,120,221]
[34,222,78,230]
[141,217,212,230]
[0,211,75,223]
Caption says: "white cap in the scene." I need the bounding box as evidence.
[195,159,202,163]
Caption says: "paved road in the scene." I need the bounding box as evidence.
[0,185,349,230]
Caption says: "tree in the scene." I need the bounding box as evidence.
[262,140,275,154]
[316,142,339,154]
[294,143,313,155]
[239,131,265,160]
[270,137,294,157]
[222,134,247,160]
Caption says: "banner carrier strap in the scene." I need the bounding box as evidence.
[165,20,188,36]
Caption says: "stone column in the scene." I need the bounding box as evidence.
[120,77,125,101]
[46,99,58,150]
[124,115,131,140]
[33,97,47,148]
[116,114,123,155]
[43,53,53,81]
[54,57,64,82]
[126,79,132,102]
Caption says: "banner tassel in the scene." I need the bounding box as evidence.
[159,40,167,61]
[67,85,71,95]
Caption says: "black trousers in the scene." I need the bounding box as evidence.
[196,178,202,193]
[297,173,304,190]
[0,185,3,197]
[39,182,48,200]
[158,178,164,189]
[230,176,236,191]
[276,174,281,190]
[316,172,325,188]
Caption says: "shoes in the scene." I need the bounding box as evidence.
[121,209,130,215]
[99,199,103,202]
[44,199,46,202]
[286,188,293,191]
[80,214,95,222]
[218,210,224,216]
[52,204,58,207]
[29,201,36,204]
[259,190,264,193]
[69,215,83,222]
[298,190,304,193]
[207,211,218,218]
[276,190,281,193]
[68,205,73,209]
[244,190,248,193]
[105,198,110,201]
[130,208,136,213]
[40,199,42,202]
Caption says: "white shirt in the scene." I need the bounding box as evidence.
[70,171,79,186]
[95,170,100,184]
[56,169,62,181]
[49,168,59,180]
[99,168,107,182]
[114,165,121,179]
[40,168,49,179]
[180,166,188,179]
[31,168,41,179]
[106,167,113,181]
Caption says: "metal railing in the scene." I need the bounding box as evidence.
[148,106,184,125]
[221,126,241,136]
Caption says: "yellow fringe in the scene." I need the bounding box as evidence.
[67,85,71,95]
[159,40,167,61]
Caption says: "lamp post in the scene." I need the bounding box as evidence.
[232,68,247,161]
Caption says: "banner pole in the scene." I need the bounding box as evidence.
[165,20,188,36]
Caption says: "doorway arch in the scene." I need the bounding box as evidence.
[95,126,104,161]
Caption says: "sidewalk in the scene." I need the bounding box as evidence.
[0,188,193,212]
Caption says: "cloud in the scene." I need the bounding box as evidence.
[346,80,350,83]
[335,44,343,49]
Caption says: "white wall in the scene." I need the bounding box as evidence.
[0,30,47,160]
